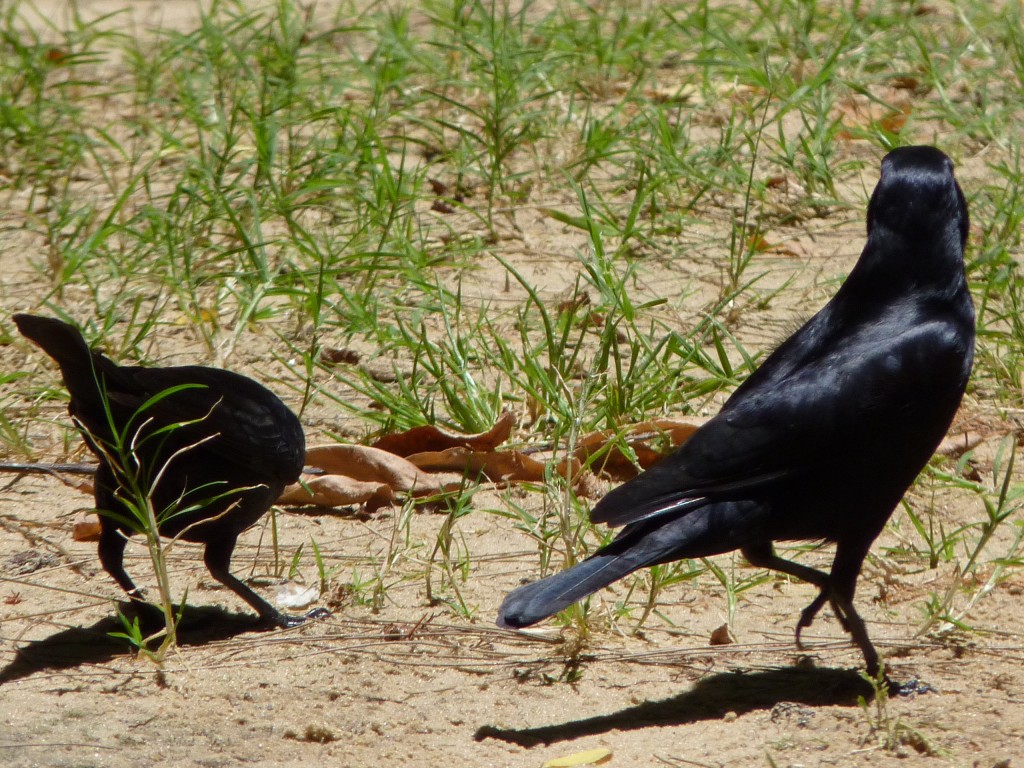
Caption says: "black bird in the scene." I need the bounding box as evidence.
[498,146,974,676]
[14,314,327,628]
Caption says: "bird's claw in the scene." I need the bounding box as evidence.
[794,620,809,651]
[794,590,830,650]
[886,677,934,697]
[270,606,331,629]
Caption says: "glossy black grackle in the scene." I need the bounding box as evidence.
[15,314,326,628]
[498,146,975,676]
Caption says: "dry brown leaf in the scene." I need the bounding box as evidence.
[68,478,94,495]
[747,232,772,254]
[278,475,395,511]
[891,75,922,91]
[303,444,446,494]
[878,107,911,134]
[573,471,605,500]
[371,411,514,457]
[404,446,584,485]
[834,97,912,140]
[573,417,705,479]
[72,516,102,542]
[645,82,699,104]
[765,238,813,259]
[709,623,735,646]
[319,346,360,366]
[407,447,551,483]
[293,414,701,509]
[553,455,586,484]
[556,290,590,315]
[582,443,663,479]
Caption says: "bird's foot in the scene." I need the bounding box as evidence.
[264,606,331,629]
[794,590,830,650]
[886,677,934,697]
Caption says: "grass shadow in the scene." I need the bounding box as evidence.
[475,664,872,747]
[0,603,263,685]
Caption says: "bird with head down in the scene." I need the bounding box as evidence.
[14,314,328,629]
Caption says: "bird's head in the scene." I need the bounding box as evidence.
[866,145,969,252]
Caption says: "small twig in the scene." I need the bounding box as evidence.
[0,461,325,476]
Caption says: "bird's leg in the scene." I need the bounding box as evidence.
[794,590,830,649]
[741,543,836,648]
[98,524,142,599]
[97,521,163,625]
[797,588,857,640]
[829,542,880,678]
[96,468,147,605]
[830,593,879,678]
[741,542,831,588]
[203,538,330,628]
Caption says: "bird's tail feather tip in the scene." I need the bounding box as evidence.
[496,582,561,629]
[495,599,536,630]
[496,555,630,630]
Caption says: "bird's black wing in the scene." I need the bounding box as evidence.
[84,363,305,484]
[591,313,970,528]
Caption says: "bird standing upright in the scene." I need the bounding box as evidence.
[14,314,326,628]
[498,146,975,676]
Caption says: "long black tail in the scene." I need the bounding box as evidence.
[497,549,643,628]
[498,499,755,628]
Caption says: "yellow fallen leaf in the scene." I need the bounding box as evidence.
[543,748,612,767]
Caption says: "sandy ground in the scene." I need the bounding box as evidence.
[3,473,1024,768]
[2,1,1024,767]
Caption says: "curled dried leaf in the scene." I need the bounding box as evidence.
[573,417,704,478]
[304,444,446,494]
[407,447,549,483]
[709,623,735,646]
[278,475,395,512]
[371,411,514,457]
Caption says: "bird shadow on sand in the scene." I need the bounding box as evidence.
[0,604,263,685]
[475,664,873,747]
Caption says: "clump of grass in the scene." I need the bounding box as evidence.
[858,670,945,757]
